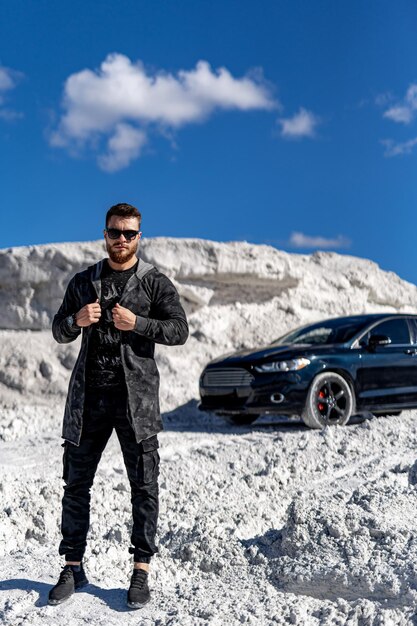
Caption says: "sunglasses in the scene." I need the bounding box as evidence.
[105,228,140,241]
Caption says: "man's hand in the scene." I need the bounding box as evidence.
[75,299,101,327]
[112,302,136,331]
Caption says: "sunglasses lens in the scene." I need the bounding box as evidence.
[107,229,138,240]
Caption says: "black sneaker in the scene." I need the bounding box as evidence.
[48,563,89,605]
[127,568,150,609]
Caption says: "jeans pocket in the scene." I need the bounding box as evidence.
[137,449,160,486]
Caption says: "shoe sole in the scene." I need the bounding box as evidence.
[127,597,150,609]
[47,578,89,605]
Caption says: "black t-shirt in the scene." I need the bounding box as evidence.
[85,258,138,389]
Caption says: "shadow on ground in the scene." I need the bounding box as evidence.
[0,578,145,613]
[162,399,370,435]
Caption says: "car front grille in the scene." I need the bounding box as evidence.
[202,367,254,387]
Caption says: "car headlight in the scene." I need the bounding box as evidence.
[254,357,311,373]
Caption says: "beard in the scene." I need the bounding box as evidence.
[106,240,138,264]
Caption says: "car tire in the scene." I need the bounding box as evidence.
[225,415,259,426]
[301,372,354,429]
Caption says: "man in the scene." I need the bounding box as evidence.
[48,203,188,609]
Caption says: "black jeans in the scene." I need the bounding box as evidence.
[58,384,160,563]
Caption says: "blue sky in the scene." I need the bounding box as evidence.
[1,0,417,285]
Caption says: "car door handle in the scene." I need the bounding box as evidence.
[404,348,417,355]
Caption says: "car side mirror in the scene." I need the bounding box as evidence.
[367,334,391,350]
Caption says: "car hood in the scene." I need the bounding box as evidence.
[208,343,346,365]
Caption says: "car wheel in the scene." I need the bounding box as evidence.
[302,372,354,429]
[225,415,259,426]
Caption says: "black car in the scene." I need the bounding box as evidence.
[198,313,417,428]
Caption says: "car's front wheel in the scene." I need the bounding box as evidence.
[225,415,259,426]
[301,372,354,429]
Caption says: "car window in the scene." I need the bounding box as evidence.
[363,319,411,345]
[408,318,417,343]
[272,318,371,346]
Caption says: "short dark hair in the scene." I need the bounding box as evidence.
[106,203,142,229]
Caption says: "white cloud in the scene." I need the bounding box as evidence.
[278,108,319,139]
[0,66,16,94]
[0,108,23,121]
[0,64,22,117]
[379,85,417,157]
[383,83,417,124]
[289,231,351,249]
[51,53,276,170]
[384,105,413,124]
[375,92,393,108]
[98,123,147,172]
[381,136,417,157]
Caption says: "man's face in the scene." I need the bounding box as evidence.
[104,216,142,265]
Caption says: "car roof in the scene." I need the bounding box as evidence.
[279,313,417,341]
[315,313,417,324]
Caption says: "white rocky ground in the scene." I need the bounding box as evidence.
[1,237,417,625]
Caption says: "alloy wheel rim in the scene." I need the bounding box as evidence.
[316,379,348,423]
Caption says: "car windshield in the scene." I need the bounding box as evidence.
[271,318,372,346]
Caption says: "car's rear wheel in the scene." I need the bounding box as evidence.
[302,372,354,429]
[225,415,259,426]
